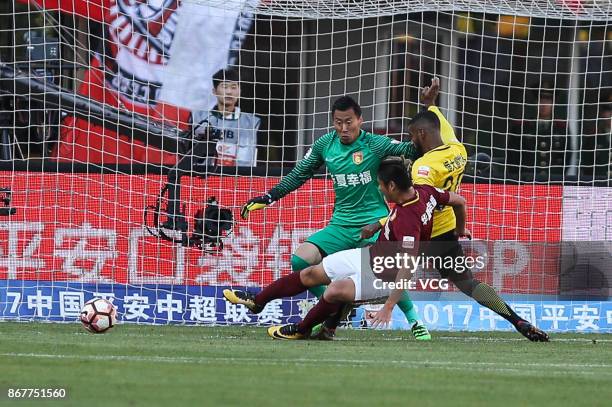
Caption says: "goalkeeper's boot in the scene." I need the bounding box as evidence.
[411,322,432,341]
[516,320,549,342]
[267,324,306,340]
[222,289,264,314]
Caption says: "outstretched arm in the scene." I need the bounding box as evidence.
[368,78,443,162]
[268,140,326,200]
[420,77,440,107]
[421,77,458,144]
[241,135,327,219]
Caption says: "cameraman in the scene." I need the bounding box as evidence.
[162,69,260,231]
[192,69,261,167]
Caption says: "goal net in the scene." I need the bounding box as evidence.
[0,0,610,332]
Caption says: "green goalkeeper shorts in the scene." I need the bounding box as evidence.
[306,223,379,258]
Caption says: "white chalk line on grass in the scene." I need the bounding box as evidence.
[1,352,611,377]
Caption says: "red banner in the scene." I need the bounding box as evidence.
[19,1,110,22]
[52,58,187,165]
[0,172,562,294]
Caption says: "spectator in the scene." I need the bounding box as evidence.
[580,103,611,179]
[162,69,261,231]
[191,69,261,167]
[507,87,571,181]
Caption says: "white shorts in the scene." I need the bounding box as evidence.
[322,248,390,303]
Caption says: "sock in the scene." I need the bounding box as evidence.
[291,254,326,298]
[397,291,419,325]
[255,272,307,306]
[291,254,310,272]
[470,282,522,326]
[297,297,341,334]
[322,303,356,330]
[322,312,342,331]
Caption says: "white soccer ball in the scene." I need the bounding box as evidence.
[80,298,117,334]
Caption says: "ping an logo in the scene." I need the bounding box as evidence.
[402,235,415,249]
[417,166,430,176]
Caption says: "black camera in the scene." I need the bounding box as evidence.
[144,190,234,251]
[189,196,234,250]
[175,120,224,162]
[193,122,223,142]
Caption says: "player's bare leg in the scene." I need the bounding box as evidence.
[294,242,323,265]
[269,279,354,340]
[223,263,331,314]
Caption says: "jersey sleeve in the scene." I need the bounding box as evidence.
[428,106,458,144]
[369,134,420,161]
[411,157,436,187]
[268,133,328,200]
[430,186,451,206]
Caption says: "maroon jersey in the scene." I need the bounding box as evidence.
[373,184,450,254]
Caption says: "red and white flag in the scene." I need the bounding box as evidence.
[25,0,257,164]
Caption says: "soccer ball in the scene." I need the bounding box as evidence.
[80,298,117,334]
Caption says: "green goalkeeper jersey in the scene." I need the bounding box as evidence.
[269,130,418,226]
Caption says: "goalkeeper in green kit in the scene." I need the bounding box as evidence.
[238,96,429,340]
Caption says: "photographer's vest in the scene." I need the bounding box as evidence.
[191,107,261,167]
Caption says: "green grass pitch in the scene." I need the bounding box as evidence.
[1,322,611,407]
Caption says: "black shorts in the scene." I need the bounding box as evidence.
[425,230,473,281]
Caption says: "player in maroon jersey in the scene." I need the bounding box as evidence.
[224,157,469,339]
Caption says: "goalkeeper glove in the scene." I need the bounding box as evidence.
[240,193,275,220]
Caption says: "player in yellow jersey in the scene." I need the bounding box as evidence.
[365,79,549,341]
[370,78,466,239]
